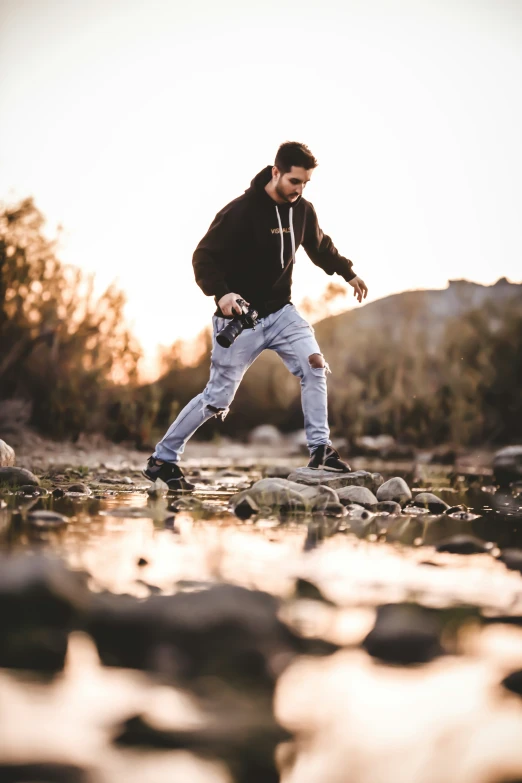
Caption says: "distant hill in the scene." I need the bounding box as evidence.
[313,277,522,355]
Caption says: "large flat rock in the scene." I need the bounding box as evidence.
[287,468,383,491]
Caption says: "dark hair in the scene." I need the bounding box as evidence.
[274,141,318,173]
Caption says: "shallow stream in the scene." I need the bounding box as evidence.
[1,458,522,783]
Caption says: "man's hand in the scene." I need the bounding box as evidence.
[348,276,368,304]
[218,292,249,317]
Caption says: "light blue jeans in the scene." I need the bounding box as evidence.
[154,304,332,462]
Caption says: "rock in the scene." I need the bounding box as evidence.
[87,584,337,690]
[0,763,88,783]
[493,445,522,487]
[66,483,92,495]
[287,468,382,492]
[16,484,48,497]
[499,549,522,573]
[27,510,69,528]
[338,470,384,492]
[375,500,402,515]
[52,487,65,498]
[98,475,134,485]
[112,712,290,783]
[435,535,490,554]
[233,495,260,520]
[408,492,449,514]
[0,466,40,488]
[248,424,283,445]
[336,486,378,509]
[298,484,345,515]
[445,504,468,515]
[294,578,334,604]
[402,505,430,515]
[0,439,15,467]
[0,553,89,673]
[263,464,296,478]
[362,603,444,665]
[231,479,307,515]
[376,477,412,505]
[446,511,481,521]
[501,669,522,696]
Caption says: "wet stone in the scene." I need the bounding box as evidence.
[362,603,444,665]
[337,485,378,509]
[499,549,522,573]
[287,468,383,492]
[408,492,449,514]
[52,487,66,498]
[66,483,91,495]
[0,553,89,673]
[0,763,88,783]
[86,583,335,689]
[375,500,402,515]
[16,484,48,497]
[27,510,69,528]
[493,445,522,487]
[232,479,307,514]
[435,535,490,555]
[501,669,522,696]
[445,504,468,515]
[233,495,260,520]
[376,477,412,505]
[294,577,334,604]
[0,466,40,488]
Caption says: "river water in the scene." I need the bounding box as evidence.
[1,458,522,783]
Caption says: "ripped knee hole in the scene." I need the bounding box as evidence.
[206,404,229,421]
[308,353,331,373]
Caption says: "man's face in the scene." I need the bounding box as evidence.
[273,165,313,203]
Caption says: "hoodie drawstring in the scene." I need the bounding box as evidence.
[289,207,296,265]
[275,206,296,268]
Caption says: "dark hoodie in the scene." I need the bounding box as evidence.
[192,165,357,318]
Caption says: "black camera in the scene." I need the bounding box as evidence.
[216,298,259,348]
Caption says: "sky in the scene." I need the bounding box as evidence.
[1,0,521,377]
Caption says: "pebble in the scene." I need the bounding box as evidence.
[435,535,490,554]
[376,477,412,505]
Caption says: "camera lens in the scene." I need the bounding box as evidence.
[216,318,245,348]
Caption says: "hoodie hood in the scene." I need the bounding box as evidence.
[246,165,303,207]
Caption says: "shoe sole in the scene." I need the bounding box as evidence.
[141,469,195,493]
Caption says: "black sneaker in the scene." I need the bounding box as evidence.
[142,457,195,492]
[307,445,351,473]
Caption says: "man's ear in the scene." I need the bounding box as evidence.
[272,165,280,180]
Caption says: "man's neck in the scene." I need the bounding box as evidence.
[264,181,286,205]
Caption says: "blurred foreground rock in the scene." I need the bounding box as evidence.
[494,446,522,487]
[0,554,89,673]
[363,603,444,664]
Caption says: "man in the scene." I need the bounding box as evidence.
[144,141,368,490]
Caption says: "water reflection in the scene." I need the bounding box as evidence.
[1,465,522,782]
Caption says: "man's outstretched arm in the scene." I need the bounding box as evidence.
[303,203,368,303]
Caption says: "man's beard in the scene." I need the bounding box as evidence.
[275,182,296,203]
